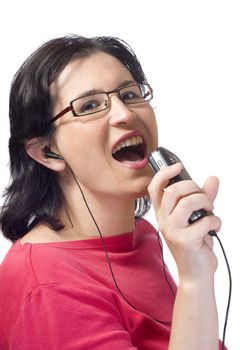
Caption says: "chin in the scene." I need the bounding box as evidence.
[127,176,152,199]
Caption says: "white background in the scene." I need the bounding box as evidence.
[0,1,239,348]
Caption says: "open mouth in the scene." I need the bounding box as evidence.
[112,136,146,163]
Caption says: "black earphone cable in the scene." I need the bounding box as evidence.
[156,228,231,350]
[70,169,231,347]
[214,234,232,350]
[156,230,176,301]
[71,169,172,325]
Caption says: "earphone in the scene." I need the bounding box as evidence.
[70,168,174,325]
[45,150,64,160]
[45,150,174,324]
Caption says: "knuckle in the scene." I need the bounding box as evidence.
[180,196,193,209]
[201,214,221,231]
[204,196,214,211]
[208,202,215,212]
[203,215,212,227]
[179,193,214,212]
[213,215,222,230]
[164,184,180,202]
[164,185,175,197]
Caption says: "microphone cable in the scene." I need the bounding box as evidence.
[156,228,231,350]
[214,233,232,350]
[70,169,231,349]
[71,169,172,325]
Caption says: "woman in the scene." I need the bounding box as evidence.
[0,35,224,349]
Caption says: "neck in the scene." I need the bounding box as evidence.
[59,180,136,240]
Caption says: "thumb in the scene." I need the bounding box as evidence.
[202,176,219,202]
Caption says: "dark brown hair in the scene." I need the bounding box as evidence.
[0,34,151,242]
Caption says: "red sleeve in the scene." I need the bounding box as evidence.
[10,283,138,350]
[9,283,228,350]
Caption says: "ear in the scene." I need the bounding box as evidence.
[25,137,66,172]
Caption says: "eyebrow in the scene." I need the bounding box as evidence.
[77,80,136,98]
[118,79,136,88]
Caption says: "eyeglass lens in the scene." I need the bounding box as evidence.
[72,84,151,116]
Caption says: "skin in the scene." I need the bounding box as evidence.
[149,164,221,349]
[24,52,158,240]
[24,52,221,349]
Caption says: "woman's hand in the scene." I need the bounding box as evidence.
[148,162,222,283]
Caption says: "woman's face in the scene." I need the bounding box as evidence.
[51,51,158,199]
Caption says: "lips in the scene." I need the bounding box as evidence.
[111,131,148,169]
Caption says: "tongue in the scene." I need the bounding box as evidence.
[114,149,142,163]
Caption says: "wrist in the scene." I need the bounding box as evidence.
[178,274,216,294]
[174,248,218,283]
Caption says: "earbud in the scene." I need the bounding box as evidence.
[45,150,64,160]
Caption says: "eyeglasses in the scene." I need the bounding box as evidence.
[49,83,153,124]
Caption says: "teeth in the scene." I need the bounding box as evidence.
[112,136,144,154]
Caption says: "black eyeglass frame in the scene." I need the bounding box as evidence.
[49,83,153,125]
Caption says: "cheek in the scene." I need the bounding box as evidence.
[53,124,108,176]
[54,123,96,155]
[151,117,159,146]
[142,108,159,149]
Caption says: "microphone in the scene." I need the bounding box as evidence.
[148,147,217,236]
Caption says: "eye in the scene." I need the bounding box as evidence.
[122,91,140,101]
[120,86,144,103]
[80,100,100,113]
[73,94,108,116]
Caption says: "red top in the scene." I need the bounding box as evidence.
[0,218,226,349]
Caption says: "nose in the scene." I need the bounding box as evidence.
[108,95,136,126]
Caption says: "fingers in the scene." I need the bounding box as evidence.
[148,165,219,219]
[148,164,221,238]
[148,163,221,279]
[148,162,183,211]
[160,181,203,217]
[169,215,222,244]
[202,176,219,202]
[169,192,214,227]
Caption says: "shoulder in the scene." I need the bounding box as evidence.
[0,232,68,307]
[0,240,40,341]
[19,223,63,244]
[0,241,39,301]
